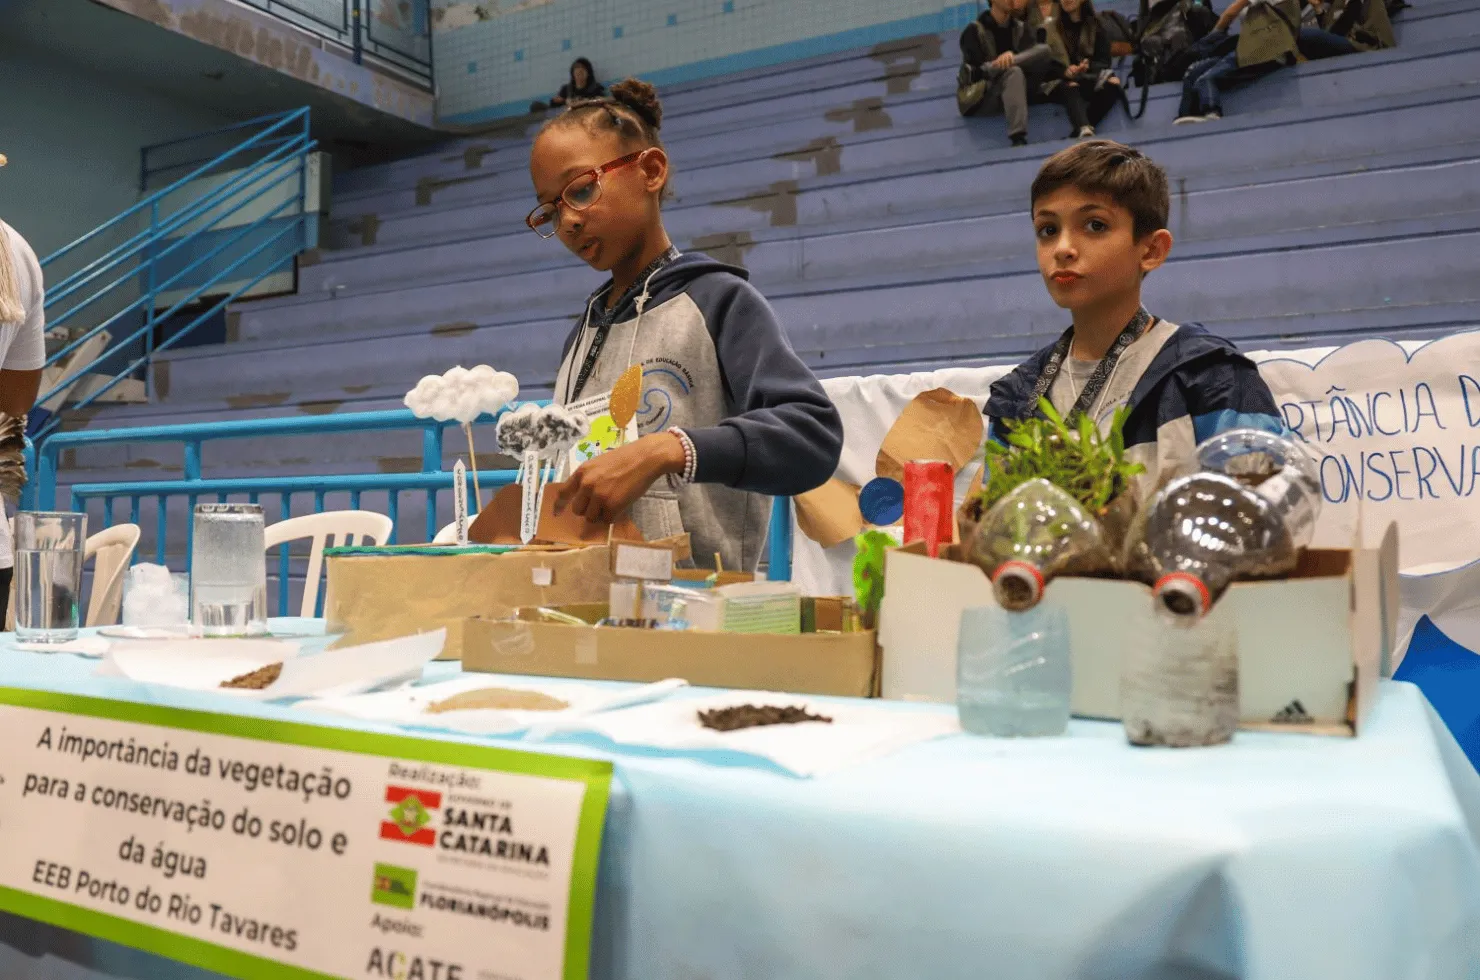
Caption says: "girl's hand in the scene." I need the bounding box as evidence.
[553,433,687,524]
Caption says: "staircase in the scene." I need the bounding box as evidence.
[49,0,1480,550]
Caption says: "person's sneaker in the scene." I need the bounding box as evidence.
[1202,110,1222,121]
[1076,125,1095,139]
[1173,114,1204,125]
[1011,133,1029,146]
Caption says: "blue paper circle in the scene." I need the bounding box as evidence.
[859,476,905,526]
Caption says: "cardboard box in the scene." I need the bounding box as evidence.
[324,544,623,659]
[877,524,1398,735]
[461,604,879,697]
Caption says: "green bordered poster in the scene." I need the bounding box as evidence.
[0,687,613,980]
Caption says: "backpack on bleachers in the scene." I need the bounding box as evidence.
[1126,0,1219,116]
[1098,9,1139,58]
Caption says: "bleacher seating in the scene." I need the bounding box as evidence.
[55,0,1480,553]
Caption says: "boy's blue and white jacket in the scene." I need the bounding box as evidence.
[984,320,1284,499]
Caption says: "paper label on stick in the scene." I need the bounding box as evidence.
[453,459,470,546]
[520,449,541,544]
[611,543,674,582]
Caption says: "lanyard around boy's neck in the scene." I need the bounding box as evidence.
[1032,307,1153,422]
[565,246,680,404]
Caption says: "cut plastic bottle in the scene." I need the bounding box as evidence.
[1124,431,1320,621]
[964,478,1113,611]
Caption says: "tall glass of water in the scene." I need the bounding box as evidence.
[15,511,88,644]
[190,503,267,637]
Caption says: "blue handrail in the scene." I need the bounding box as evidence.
[35,109,316,444]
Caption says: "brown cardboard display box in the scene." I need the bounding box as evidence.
[877,524,1399,736]
[460,604,879,697]
[324,538,685,660]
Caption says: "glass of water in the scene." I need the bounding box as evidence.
[190,503,267,637]
[15,511,88,644]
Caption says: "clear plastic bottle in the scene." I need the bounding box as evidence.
[1124,472,1297,619]
[1197,428,1321,545]
[964,479,1113,611]
[957,602,1071,736]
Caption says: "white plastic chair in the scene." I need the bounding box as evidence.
[264,510,393,618]
[84,523,142,627]
[4,521,141,630]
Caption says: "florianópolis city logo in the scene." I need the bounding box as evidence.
[371,864,418,910]
[380,785,442,846]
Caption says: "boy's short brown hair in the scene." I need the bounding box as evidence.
[1030,140,1170,240]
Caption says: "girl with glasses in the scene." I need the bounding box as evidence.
[525,79,842,573]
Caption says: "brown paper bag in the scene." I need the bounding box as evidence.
[876,388,984,483]
[794,477,865,548]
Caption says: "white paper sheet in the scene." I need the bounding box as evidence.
[98,639,301,693]
[96,631,446,701]
[566,690,961,777]
[300,675,687,737]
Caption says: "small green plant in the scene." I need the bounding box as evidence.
[974,398,1144,516]
[852,529,895,629]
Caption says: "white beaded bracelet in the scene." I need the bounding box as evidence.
[669,427,698,486]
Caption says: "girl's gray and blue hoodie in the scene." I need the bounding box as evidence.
[553,252,843,572]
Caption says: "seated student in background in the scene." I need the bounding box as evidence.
[525,80,843,572]
[1174,0,1301,125]
[984,141,1282,498]
[1298,0,1395,59]
[1043,0,1124,139]
[551,58,604,107]
[956,0,1055,145]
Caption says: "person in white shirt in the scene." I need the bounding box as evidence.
[0,158,51,622]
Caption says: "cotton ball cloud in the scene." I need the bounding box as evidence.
[404,365,520,423]
[496,404,590,457]
[496,404,542,457]
[533,405,589,454]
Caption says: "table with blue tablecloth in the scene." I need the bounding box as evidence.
[0,621,1477,980]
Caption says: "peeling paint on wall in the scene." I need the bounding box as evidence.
[714,180,799,228]
[774,137,843,178]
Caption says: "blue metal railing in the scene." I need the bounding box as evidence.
[25,408,795,605]
[37,109,316,444]
[27,407,542,615]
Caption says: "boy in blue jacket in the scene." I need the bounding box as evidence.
[986,140,1283,497]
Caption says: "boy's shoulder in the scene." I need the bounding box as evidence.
[985,320,1266,421]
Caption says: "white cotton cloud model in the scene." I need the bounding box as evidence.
[403,365,520,424]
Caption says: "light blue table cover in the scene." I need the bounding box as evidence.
[0,620,1477,980]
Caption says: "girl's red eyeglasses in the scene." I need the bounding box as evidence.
[526,151,645,238]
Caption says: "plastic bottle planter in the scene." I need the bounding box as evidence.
[1121,602,1239,748]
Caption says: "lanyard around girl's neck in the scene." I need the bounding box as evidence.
[564,246,680,404]
[1032,306,1154,422]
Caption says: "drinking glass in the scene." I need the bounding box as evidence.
[15,511,88,643]
[190,503,267,637]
